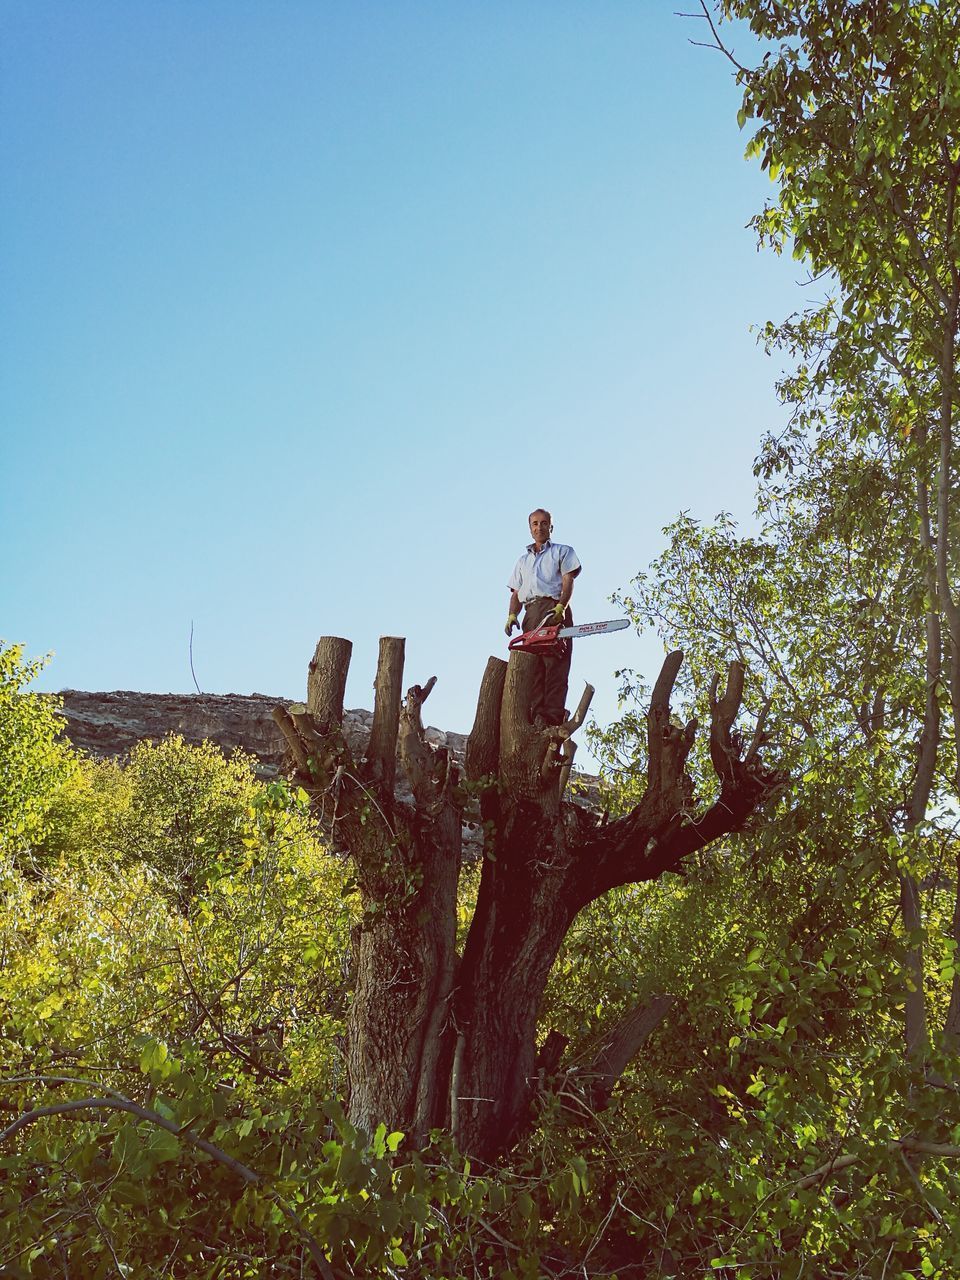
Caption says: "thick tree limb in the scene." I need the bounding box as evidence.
[709,660,746,784]
[289,705,337,765]
[307,636,352,730]
[582,652,781,901]
[501,649,538,732]
[273,699,354,805]
[497,652,595,809]
[745,695,772,765]
[499,651,554,802]
[647,649,684,794]
[367,636,405,791]
[580,994,674,1108]
[594,766,775,895]
[465,656,507,782]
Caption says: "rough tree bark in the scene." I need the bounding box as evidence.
[274,636,779,1163]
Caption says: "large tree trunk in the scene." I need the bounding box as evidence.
[275,634,779,1162]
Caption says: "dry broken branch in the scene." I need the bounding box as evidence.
[558,682,596,737]
[398,676,440,806]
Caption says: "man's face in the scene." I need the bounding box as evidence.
[529,512,551,546]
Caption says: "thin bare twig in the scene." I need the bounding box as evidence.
[189,620,201,695]
[685,1,751,75]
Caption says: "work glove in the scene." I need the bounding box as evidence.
[505,614,519,636]
[550,602,566,623]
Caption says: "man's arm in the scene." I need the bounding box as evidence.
[558,569,579,609]
[505,588,522,635]
[548,570,579,622]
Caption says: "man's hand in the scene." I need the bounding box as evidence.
[550,602,565,623]
[505,613,519,636]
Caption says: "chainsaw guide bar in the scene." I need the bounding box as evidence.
[507,618,629,656]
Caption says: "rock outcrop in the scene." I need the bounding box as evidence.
[56,690,469,777]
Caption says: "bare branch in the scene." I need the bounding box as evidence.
[559,682,595,737]
[584,655,782,898]
[398,677,440,806]
[289,706,330,758]
[795,1136,960,1191]
[272,704,309,774]
[745,696,771,764]
[650,649,685,715]
[691,0,751,75]
[540,738,560,781]
[189,619,201,694]
[558,738,578,797]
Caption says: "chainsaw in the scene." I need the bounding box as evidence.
[508,617,630,656]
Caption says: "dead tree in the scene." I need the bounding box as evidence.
[274,637,778,1163]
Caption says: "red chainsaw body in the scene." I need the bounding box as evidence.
[508,625,565,656]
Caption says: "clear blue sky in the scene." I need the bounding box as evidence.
[2,2,802,761]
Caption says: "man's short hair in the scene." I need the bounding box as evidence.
[528,507,551,523]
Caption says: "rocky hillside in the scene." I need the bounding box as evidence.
[56,690,468,776]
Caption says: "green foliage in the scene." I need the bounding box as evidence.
[575,439,960,1272]
[1,727,363,1274]
[538,849,960,1276]
[558,9,960,1273]
[0,729,578,1277]
[0,642,76,859]
[563,6,960,1269]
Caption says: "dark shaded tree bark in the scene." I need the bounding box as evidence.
[275,636,780,1163]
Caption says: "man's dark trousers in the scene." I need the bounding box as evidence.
[521,596,573,726]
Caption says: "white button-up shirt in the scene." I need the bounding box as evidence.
[508,541,581,603]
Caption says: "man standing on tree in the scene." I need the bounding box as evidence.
[505,508,582,726]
